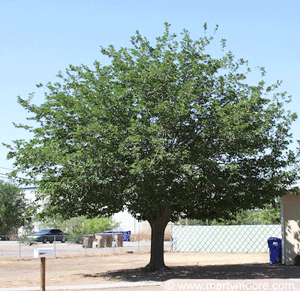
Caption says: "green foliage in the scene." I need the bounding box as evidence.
[5,23,299,226]
[175,218,208,226]
[231,210,262,225]
[177,201,281,226]
[0,180,32,235]
[80,216,114,234]
[39,215,118,243]
[38,213,65,229]
[256,204,281,225]
[211,203,281,225]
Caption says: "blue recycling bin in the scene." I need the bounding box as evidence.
[123,231,131,241]
[268,237,282,264]
[103,231,131,241]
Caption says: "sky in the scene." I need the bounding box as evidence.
[0,0,300,181]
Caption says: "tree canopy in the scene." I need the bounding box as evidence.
[0,180,30,235]
[5,23,299,269]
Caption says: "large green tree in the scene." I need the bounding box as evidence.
[0,180,30,235]
[5,23,299,270]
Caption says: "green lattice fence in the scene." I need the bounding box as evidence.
[171,225,281,253]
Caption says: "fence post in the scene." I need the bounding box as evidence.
[19,238,21,259]
[34,248,53,291]
[40,257,46,291]
[138,231,140,252]
[53,235,56,258]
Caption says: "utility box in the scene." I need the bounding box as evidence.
[34,248,53,258]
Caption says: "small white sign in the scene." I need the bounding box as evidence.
[34,248,53,258]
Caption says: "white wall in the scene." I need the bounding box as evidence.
[23,187,37,201]
[281,193,300,265]
[19,187,40,234]
[112,210,143,234]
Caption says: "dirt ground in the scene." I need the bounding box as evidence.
[0,250,299,290]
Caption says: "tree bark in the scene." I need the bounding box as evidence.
[144,209,172,271]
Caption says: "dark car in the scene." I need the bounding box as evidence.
[27,228,67,243]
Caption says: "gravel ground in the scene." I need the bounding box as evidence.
[2,250,299,290]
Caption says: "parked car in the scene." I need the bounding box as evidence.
[0,235,9,241]
[27,229,67,243]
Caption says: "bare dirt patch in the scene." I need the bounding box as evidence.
[0,251,299,288]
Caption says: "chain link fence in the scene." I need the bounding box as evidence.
[0,233,157,259]
[0,224,280,259]
[171,225,281,253]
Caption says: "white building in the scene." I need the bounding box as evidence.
[112,210,143,234]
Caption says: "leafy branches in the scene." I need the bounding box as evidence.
[4,22,299,223]
[0,181,32,235]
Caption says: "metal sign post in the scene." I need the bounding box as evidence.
[34,248,53,291]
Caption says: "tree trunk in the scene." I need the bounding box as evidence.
[144,209,172,272]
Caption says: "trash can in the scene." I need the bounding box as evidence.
[123,231,131,241]
[95,234,105,248]
[83,235,94,248]
[95,233,113,247]
[104,234,113,247]
[268,237,282,264]
[103,230,131,241]
[114,234,123,247]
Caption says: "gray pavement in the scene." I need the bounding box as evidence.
[0,241,171,259]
